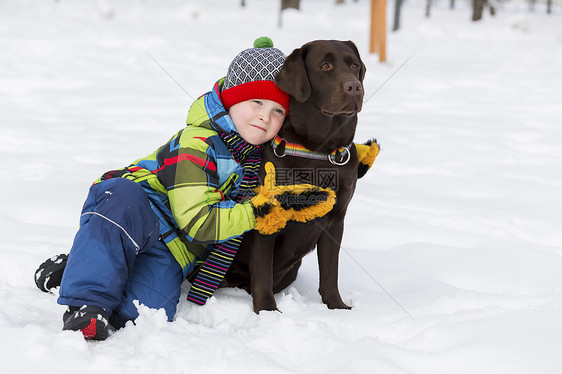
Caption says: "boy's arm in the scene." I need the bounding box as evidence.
[157,135,255,245]
[355,139,380,179]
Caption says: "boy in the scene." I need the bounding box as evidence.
[40,38,334,340]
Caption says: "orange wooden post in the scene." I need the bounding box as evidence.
[369,0,387,62]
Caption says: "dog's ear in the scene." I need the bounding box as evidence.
[344,40,366,82]
[275,46,311,103]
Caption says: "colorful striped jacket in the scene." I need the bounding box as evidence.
[96,80,256,276]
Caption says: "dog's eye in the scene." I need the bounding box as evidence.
[351,63,360,70]
[320,62,332,71]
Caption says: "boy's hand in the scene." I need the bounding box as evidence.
[355,139,380,179]
[251,162,336,235]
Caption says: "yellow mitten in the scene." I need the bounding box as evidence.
[251,162,336,235]
[355,139,380,179]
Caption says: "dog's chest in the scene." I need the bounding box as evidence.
[261,146,355,191]
[260,145,358,261]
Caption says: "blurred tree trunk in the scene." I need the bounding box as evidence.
[472,0,484,21]
[281,0,300,10]
[241,0,246,6]
[450,0,455,9]
[547,0,552,13]
[393,0,403,31]
[489,1,496,16]
[336,0,345,3]
[425,0,431,17]
[472,0,495,20]
[280,0,300,27]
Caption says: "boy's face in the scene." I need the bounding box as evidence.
[229,99,286,145]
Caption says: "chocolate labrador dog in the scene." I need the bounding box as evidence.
[222,40,367,313]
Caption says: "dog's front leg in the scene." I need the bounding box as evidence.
[249,237,278,313]
[317,222,351,310]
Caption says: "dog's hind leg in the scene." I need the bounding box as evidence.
[273,260,302,294]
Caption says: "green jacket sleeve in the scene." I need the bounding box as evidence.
[157,132,256,245]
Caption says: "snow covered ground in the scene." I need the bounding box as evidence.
[1,0,561,373]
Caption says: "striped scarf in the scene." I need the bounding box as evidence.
[186,129,262,305]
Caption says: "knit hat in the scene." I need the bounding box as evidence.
[221,37,290,113]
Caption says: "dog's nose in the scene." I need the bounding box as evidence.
[343,80,362,96]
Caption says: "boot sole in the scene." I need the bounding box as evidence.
[63,307,110,341]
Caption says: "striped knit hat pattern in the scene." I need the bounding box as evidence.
[221,37,290,113]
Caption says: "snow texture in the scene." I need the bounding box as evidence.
[1,0,561,373]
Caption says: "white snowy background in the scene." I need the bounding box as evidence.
[1,0,561,373]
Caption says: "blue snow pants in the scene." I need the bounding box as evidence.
[58,178,184,328]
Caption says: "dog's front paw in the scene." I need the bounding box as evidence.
[320,289,351,310]
[253,296,279,314]
[326,299,351,310]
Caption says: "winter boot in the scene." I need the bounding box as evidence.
[34,254,67,293]
[62,305,110,341]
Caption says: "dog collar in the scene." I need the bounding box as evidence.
[271,135,352,166]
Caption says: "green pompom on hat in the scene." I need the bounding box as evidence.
[221,37,289,113]
[253,36,274,48]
